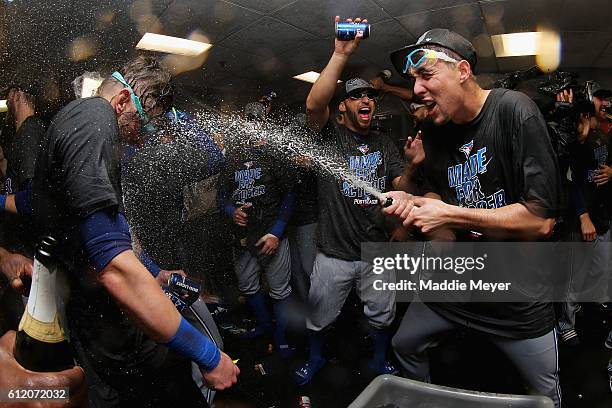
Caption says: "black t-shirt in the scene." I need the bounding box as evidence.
[0,115,45,255]
[419,88,561,339]
[218,145,295,251]
[568,129,611,234]
[3,115,45,193]
[316,122,404,261]
[32,97,162,378]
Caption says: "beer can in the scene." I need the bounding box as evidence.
[164,289,188,312]
[335,21,370,40]
[167,273,201,306]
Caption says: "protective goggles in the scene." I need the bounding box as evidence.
[111,71,148,124]
[346,90,378,101]
[402,48,459,74]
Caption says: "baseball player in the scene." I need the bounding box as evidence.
[383,29,562,407]
[216,99,296,358]
[293,16,420,385]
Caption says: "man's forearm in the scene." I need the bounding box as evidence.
[306,52,348,114]
[99,250,181,342]
[444,203,555,240]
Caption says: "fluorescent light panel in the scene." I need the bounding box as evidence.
[136,33,212,56]
[293,71,342,84]
[491,32,540,57]
[293,71,321,83]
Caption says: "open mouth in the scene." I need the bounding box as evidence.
[358,106,371,120]
[423,100,437,114]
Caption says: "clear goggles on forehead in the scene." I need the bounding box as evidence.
[402,48,459,74]
[111,71,148,124]
[112,71,158,135]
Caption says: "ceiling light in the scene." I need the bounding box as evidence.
[293,71,342,84]
[0,100,7,113]
[136,33,212,56]
[491,32,542,57]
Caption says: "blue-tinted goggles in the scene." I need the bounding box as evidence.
[402,48,459,74]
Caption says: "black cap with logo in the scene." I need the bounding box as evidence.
[390,28,477,78]
[344,77,377,97]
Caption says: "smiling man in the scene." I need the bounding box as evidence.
[384,29,562,407]
[293,16,422,386]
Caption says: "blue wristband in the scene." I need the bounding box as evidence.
[164,317,221,372]
[0,195,6,211]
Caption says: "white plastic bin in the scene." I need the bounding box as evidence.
[348,375,554,408]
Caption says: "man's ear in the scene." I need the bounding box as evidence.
[113,89,132,115]
[339,100,347,113]
[457,60,472,84]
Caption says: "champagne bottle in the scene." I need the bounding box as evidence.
[14,236,73,372]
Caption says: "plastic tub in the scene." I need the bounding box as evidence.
[348,375,554,408]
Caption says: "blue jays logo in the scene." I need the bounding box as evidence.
[357,144,369,154]
[244,161,253,169]
[459,140,474,159]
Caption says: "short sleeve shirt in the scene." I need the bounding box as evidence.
[316,122,404,261]
[419,89,562,339]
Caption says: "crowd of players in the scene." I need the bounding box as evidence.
[0,15,611,408]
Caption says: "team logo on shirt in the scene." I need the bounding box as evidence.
[342,150,386,207]
[243,161,254,169]
[357,144,369,154]
[233,167,265,201]
[459,140,474,159]
[447,144,506,209]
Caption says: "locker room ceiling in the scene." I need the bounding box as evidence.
[0,0,610,107]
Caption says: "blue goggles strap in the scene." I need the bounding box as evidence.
[111,71,148,123]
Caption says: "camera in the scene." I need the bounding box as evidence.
[539,73,596,116]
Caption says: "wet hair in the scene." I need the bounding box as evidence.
[11,89,37,109]
[98,55,174,115]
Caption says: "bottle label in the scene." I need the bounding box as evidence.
[18,312,66,343]
[27,258,58,323]
[19,253,66,343]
